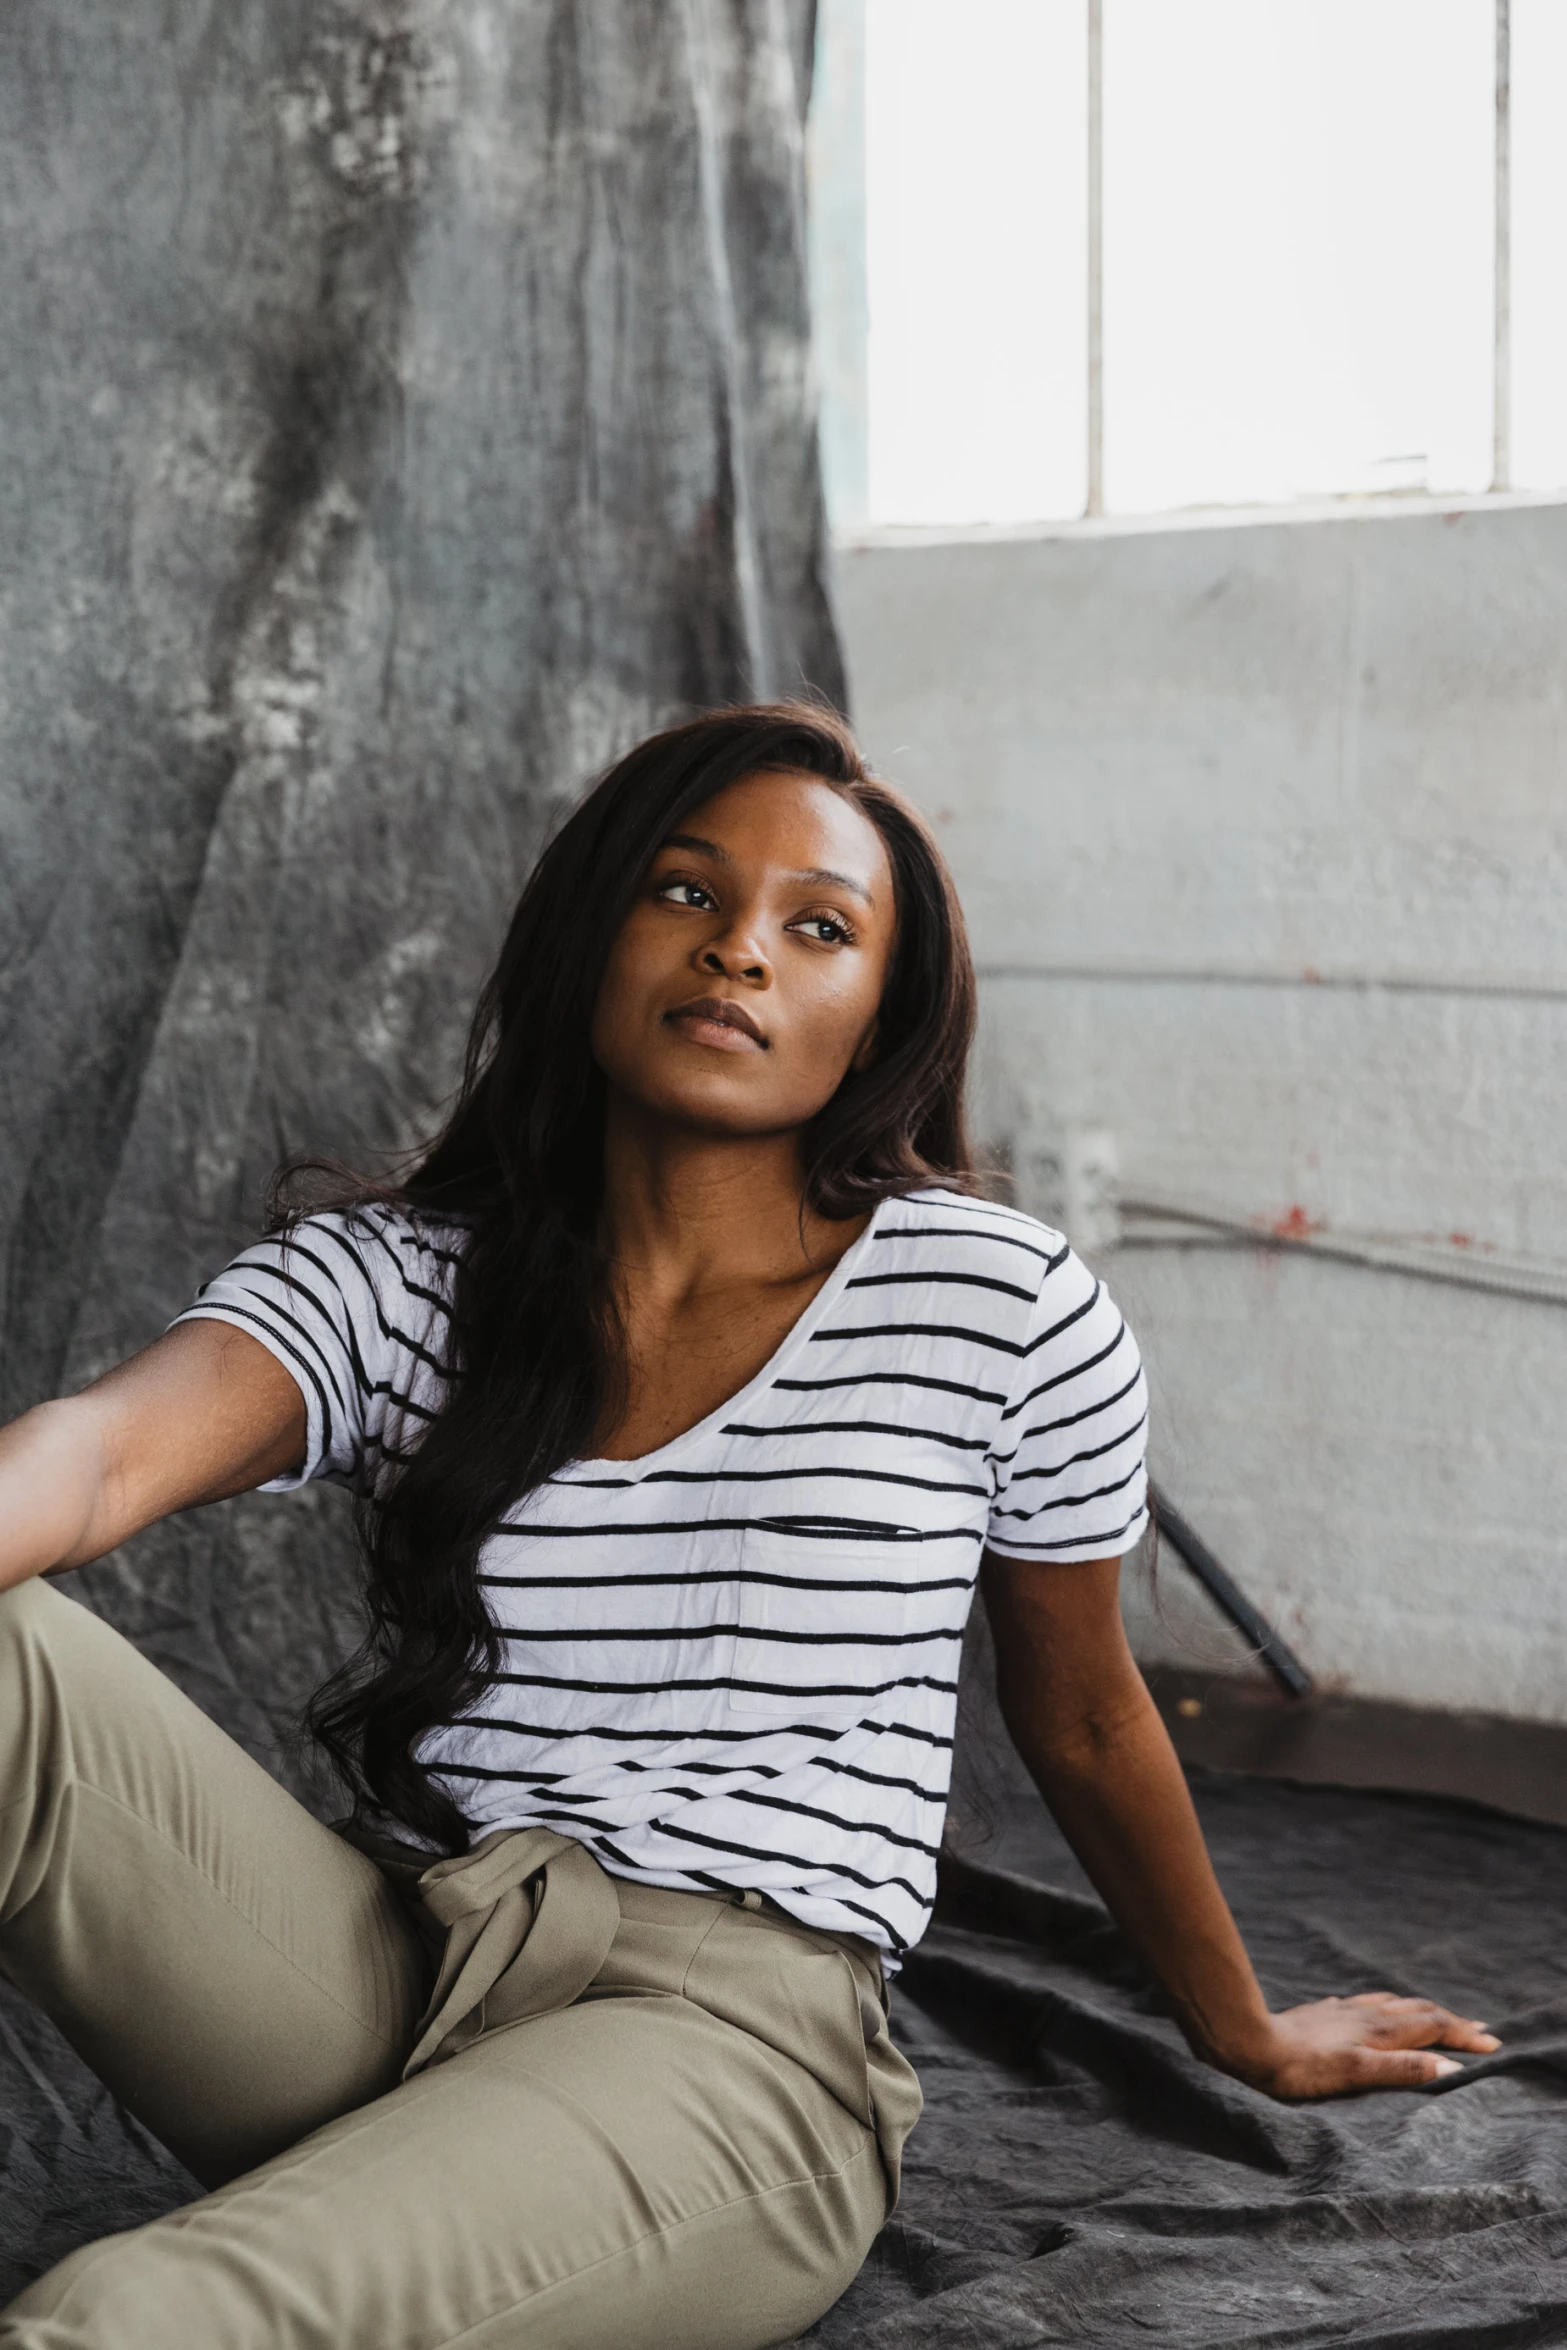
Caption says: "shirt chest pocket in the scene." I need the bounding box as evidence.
[728,1527,915,1723]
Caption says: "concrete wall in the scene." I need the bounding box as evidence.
[835,501,1567,1720]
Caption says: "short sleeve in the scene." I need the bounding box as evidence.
[985,1243,1149,1561]
[170,1209,455,1494]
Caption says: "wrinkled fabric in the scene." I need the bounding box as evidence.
[793,1776,1567,2348]
[0,1767,1563,2344]
[0,0,836,1797]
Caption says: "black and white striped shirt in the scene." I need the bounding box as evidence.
[178,1188,1148,1960]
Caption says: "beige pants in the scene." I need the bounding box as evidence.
[0,1579,920,2349]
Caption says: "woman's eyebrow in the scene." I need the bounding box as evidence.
[662,832,726,860]
[660,835,875,907]
[787,865,875,906]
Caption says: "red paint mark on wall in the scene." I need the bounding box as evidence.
[1270,1204,1321,1240]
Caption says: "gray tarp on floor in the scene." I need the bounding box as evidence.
[809,1778,1567,2348]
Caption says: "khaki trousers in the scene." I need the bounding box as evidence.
[0,1579,920,2349]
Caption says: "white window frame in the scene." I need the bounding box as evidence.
[810,0,1555,541]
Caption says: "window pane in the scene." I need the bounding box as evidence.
[1512,0,1567,489]
[865,0,1088,526]
[1104,0,1495,513]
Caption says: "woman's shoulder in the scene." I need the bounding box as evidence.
[262,1201,468,1315]
[871,1186,1074,1294]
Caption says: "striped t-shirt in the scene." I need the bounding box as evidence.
[178,1187,1149,1960]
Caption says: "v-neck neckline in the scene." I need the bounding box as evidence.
[560,1197,891,1481]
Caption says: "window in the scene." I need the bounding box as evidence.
[808,0,1567,529]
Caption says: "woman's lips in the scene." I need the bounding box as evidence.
[664,995,768,1052]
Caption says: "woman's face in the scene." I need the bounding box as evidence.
[590,769,896,1139]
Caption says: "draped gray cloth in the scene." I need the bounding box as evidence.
[0,0,839,1784]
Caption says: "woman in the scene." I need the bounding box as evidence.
[0,704,1493,2348]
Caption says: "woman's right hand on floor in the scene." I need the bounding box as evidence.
[1235,1991,1501,2099]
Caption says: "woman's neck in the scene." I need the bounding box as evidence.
[592,1092,870,1459]
[599,1093,858,1303]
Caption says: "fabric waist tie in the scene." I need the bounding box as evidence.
[399,1828,621,2079]
[335,1815,923,2203]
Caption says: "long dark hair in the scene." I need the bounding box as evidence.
[281,702,977,1850]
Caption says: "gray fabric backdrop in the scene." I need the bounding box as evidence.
[0,0,838,1795]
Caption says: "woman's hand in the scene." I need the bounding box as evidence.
[983,1552,1504,2108]
[1225,1993,1501,2100]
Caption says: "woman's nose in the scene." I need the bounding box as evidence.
[698,927,771,985]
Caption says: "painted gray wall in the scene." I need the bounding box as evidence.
[836,502,1567,1719]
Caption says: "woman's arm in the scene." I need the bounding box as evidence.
[0,1322,307,1590]
[981,1548,1499,2098]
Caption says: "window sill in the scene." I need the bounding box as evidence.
[832,484,1567,552]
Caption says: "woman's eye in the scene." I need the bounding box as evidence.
[658,877,718,911]
[792,913,853,946]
